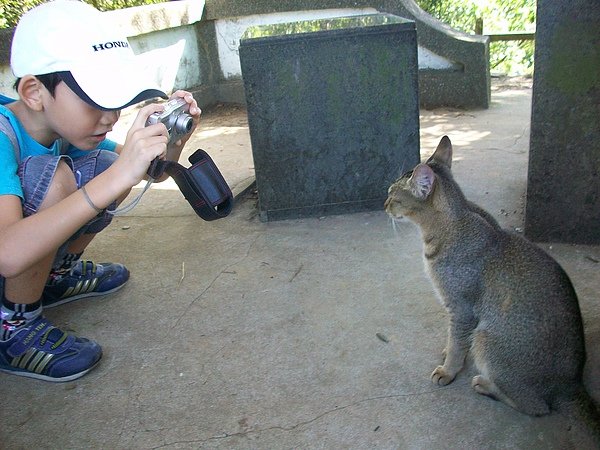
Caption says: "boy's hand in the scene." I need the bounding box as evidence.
[112,103,170,187]
[167,90,201,150]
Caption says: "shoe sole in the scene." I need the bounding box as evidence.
[43,281,129,309]
[0,356,102,382]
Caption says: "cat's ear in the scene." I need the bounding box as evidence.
[410,164,436,199]
[427,135,453,168]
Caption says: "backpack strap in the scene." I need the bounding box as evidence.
[0,113,70,162]
[0,113,20,163]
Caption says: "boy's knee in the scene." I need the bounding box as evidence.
[41,161,77,209]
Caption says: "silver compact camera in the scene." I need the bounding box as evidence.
[146,98,193,144]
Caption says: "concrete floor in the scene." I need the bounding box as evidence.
[2,78,600,449]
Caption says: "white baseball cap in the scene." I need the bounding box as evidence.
[11,0,167,110]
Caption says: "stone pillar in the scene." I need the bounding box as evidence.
[525,0,600,243]
[239,14,420,221]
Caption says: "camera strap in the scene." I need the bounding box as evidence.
[148,149,233,221]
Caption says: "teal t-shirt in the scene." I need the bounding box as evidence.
[0,95,117,199]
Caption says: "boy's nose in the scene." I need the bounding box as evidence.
[100,110,120,125]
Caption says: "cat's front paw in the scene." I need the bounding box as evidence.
[431,365,456,386]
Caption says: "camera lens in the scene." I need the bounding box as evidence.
[175,114,193,135]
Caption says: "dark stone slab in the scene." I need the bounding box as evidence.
[525,0,600,244]
[239,13,420,221]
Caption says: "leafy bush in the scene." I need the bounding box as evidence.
[416,0,536,75]
[0,0,164,29]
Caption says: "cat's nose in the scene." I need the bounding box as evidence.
[384,197,391,209]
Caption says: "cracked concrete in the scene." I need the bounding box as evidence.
[1,77,600,449]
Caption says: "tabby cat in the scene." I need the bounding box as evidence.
[385,136,600,445]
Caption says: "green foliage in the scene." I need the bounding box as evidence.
[0,0,164,29]
[416,0,536,75]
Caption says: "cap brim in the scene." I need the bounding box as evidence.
[59,66,167,111]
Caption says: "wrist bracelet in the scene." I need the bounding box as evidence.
[81,185,103,214]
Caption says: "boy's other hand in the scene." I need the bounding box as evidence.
[167,90,201,149]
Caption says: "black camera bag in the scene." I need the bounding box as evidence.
[147,149,233,221]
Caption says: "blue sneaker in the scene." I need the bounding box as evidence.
[0,317,102,382]
[43,260,130,309]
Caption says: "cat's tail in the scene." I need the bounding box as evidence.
[556,387,600,448]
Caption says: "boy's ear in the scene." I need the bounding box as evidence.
[17,75,44,112]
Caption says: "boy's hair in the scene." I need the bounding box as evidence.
[13,73,62,96]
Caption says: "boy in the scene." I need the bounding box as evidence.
[0,0,201,381]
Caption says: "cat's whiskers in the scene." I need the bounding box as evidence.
[389,216,401,238]
[390,217,397,236]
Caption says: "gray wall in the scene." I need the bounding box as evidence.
[0,0,490,110]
